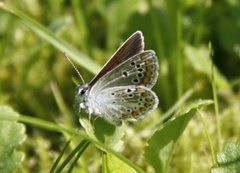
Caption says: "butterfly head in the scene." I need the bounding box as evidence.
[74,84,89,114]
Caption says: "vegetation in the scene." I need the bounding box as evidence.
[0,0,240,172]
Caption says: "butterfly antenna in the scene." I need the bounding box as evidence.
[62,51,85,85]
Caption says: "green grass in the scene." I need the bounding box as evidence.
[0,0,240,172]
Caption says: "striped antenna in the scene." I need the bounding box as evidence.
[62,51,85,85]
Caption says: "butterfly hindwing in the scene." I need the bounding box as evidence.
[89,86,158,125]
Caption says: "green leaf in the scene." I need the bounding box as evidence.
[79,115,144,172]
[17,113,144,172]
[102,153,137,173]
[79,115,124,151]
[144,100,213,173]
[0,105,26,173]
[211,138,240,173]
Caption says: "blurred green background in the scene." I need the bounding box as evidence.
[0,0,240,172]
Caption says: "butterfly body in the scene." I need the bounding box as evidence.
[74,31,159,126]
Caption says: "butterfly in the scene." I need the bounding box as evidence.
[67,31,159,126]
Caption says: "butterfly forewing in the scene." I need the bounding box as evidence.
[90,50,159,95]
[89,31,144,87]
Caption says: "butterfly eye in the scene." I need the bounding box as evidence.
[80,87,88,95]
[76,85,89,95]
